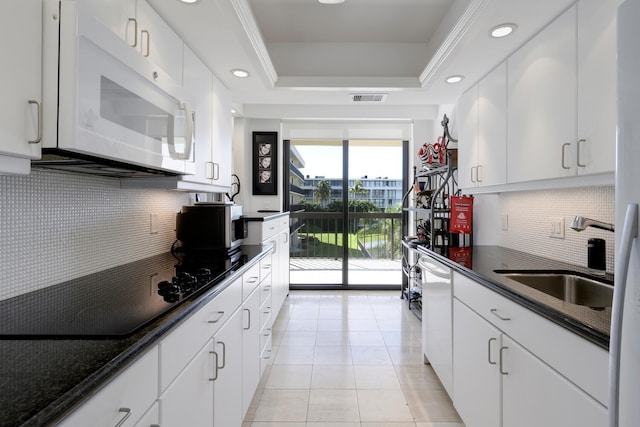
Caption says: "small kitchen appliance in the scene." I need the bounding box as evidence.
[176,203,247,252]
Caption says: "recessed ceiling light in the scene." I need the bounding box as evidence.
[319,0,346,4]
[445,75,464,84]
[178,0,199,4]
[231,109,237,114]
[490,23,517,38]
[231,69,249,78]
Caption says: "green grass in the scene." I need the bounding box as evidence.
[302,231,396,259]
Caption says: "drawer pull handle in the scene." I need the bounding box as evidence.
[264,286,271,291]
[208,311,225,323]
[487,337,497,365]
[490,308,511,321]
[114,408,132,427]
[248,277,259,283]
[499,346,509,375]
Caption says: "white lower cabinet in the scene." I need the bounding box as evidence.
[212,308,243,427]
[59,254,275,427]
[241,286,261,416]
[453,299,501,427]
[58,347,159,427]
[452,272,607,427]
[501,335,606,427]
[133,402,159,427]
[158,340,215,427]
[245,215,290,316]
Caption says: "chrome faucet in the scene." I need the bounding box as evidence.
[570,216,615,232]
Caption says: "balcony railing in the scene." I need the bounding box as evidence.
[290,211,402,261]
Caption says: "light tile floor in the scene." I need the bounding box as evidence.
[243,290,465,427]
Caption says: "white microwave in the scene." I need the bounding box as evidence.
[37,2,195,177]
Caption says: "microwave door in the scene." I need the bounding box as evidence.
[56,4,192,175]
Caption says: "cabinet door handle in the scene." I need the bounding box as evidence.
[206,161,214,179]
[470,166,477,183]
[216,341,226,370]
[577,139,587,167]
[208,311,225,324]
[561,142,572,169]
[114,408,132,427]
[487,337,497,365]
[490,308,511,321]
[499,346,509,375]
[127,18,138,47]
[141,29,150,57]
[27,100,42,144]
[244,308,251,330]
[477,164,483,183]
[213,162,220,180]
[209,351,219,381]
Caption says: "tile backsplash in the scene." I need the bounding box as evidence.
[499,185,615,273]
[0,170,190,301]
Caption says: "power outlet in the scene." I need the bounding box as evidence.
[549,217,565,239]
[501,214,509,231]
[150,213,159,235]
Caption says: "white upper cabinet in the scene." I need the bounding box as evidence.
[457,85,479,189]
[0,0,42,175]
[78,0,184,83]
[211,74,233,190]
[182,46,214,182]
[134,0,184,84]
[457,62,507,189]
[477,62,507,187]
[575,0,621,175]
[507,6,577,183]
[507,0,618,183]
[75,0,135,41]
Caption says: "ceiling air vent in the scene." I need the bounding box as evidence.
[350,93,387,103]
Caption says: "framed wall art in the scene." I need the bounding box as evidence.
[252,131,278,195]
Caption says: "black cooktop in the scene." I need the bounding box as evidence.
[0,249,246,339]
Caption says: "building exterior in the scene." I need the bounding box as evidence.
[299,176,403,210]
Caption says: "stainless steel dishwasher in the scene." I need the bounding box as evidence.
[419,254,453,396]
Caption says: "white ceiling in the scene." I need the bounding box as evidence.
[147,0,575,120]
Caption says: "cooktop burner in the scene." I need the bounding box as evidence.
[0,249,248,339]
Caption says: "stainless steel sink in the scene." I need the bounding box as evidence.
[494,270,613,309]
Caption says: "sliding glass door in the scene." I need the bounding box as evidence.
[286,139,406,289]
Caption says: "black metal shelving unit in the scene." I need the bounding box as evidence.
[401,115,460,319]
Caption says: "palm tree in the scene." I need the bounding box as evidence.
[348,179,368,200]
[314,179,332,207]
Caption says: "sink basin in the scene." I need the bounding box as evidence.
[494,270,613,309]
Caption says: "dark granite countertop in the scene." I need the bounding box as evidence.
[409,244,612,350]
[0,245,271,427]
[244,210,289,221]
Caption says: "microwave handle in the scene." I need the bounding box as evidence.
[167,102,194,161]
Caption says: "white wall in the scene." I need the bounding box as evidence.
[232,118,282,213]
[0,170,190,301]
[498,186,615,272]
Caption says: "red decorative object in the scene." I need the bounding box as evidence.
[450,195,473,234]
